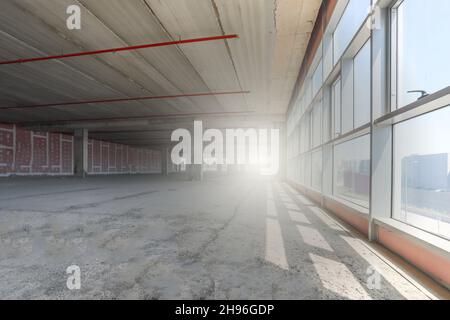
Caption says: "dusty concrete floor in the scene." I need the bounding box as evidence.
[0,173,433,300]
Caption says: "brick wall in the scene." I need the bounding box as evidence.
[0,123,162,176]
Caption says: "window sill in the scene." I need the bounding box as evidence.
[374,86,450,126]
[324,194,370,216]
[374,217,450,257]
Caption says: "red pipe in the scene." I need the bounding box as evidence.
[2,90,249,110]
[20,111,255,125]
[0,34,238,66]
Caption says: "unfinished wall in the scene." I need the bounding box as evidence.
[87,139,162,175]
[0,123,162,176]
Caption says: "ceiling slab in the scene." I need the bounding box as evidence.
[0,0,321,145]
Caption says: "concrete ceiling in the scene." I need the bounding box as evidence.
[0,0,321,146]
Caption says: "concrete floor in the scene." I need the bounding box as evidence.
[0,173,432,300]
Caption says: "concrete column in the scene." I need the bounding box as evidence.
[74,128,88,178]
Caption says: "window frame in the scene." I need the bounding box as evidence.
[332,76,342,139]
[390,0,404,111]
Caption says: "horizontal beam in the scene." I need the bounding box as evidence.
[90,126,261,134]
[1,90,250,110]
[18,111,256,125]
[0,34,238,66]
[22,114,286,132]
[90,129,173,134]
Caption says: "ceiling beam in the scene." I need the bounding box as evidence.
[21,113,285,131]
[0,34,238,65]
[0,90,249,111]
[18,111,255,126]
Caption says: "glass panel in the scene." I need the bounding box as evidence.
[323,95,331,143]
[305,152,311,187]
[323,34,334,77]
[354,41,371,127]
[396,0,450,108]
[393,106,450,240]
[312,150,323,191]
[334,135,371,209]
[342,72,354,134]
[312,100,322,148]
[312,60,323,97]
[299,154,305,184]
[333,0,372,61]
[305,80,313,107]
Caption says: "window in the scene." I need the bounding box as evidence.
[334,135,370,209]
[333,0,372,62]
[312,150,323,191]
[341,66,353,134]
[300,115,310,153]
[323,33,334,76]
[332,78,342,138]
[393,106,450,240]
[323,94,331,143]
[312,59,323,97]
[392,0,450,109]
[299,154,305,185]
[305,80,313,107]
[353,41,371,128]
[312,100,322,148]
[305,152,311,187]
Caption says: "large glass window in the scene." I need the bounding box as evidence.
[341,73,354,134]
[323,95,331,143]
[300,115,310,154]
[312,59,323,97]
[333,0,372,62]
[353,41,371,128]
[393,106,450,240]
[299,154,305,185]
[312,100,322,148]
[392,0,450,109]
[312,150,323,191]
[334,135,371,209]
[305,152,312,187]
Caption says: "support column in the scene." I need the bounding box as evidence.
[74,128,88,178]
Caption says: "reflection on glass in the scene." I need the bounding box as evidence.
[334,135,370,209]
[396,0,450,108]
[333,0,371,61]
[393,106,450,240]
[354,40,371,128]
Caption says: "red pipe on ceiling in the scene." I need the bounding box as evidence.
[0,34,238,66]
[2,90,250,110]
[19,111,255,125]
